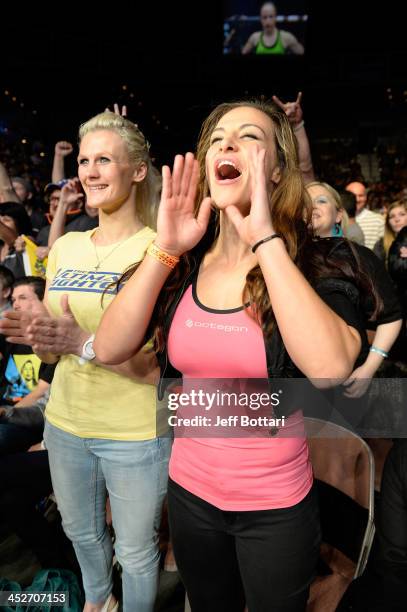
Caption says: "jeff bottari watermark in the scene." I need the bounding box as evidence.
[166,389,286,429]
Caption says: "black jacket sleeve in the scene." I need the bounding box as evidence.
[352,243,402,326]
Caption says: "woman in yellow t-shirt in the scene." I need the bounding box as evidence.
[1,111,170,612]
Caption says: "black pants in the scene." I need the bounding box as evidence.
[337,439,407,611]
[377,439,407,565]
[168,478,321,612]
[0,421,43,455]
[0,450,80,573]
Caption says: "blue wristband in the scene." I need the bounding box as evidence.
[369,345,388,359]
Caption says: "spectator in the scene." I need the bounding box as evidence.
[0,276,54,454]
[0,201,33,277]
[0,277,47,403]
[339,190,365,245]
[51,141,74,183]
[346,181,385,250]
[0,265,14,318]
[307,181,402,401]
[373,201,407,265]
[11,176,46,236]
[388,225,407,360]
[0,109,167,612]
[272,92,315,184]
[95,99,368,611]
[36,178,97,254]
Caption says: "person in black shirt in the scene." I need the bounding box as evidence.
[0,276,50,454]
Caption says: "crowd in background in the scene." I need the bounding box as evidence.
[0,97,406,612]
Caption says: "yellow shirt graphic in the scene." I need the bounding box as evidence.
[45,227,162,440]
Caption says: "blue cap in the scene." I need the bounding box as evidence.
[44,179,69,194]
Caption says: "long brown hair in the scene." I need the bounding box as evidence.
[120,100,379,350]
[149,99,313,347]
[196,100,310,257]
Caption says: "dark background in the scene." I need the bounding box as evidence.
[2,1,407,169]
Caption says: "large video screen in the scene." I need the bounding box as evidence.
[223,1,308,56]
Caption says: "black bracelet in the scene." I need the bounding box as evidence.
[251,233,283,253]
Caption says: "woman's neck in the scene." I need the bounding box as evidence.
[207,212,256,267]
[263,28,277,42]
[95,206,145,245]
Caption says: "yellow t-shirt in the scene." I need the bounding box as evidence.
[45,226,159,440]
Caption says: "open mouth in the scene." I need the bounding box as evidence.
[215,160,242,181]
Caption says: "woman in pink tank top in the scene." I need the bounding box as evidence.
[95,100,365,611]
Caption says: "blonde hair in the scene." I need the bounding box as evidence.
[306,181,349,235]
[78,111,161,228]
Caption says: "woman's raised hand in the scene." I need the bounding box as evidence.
[60,178,84,209]
[225,147,275,248]
[272,91,303,125]
[105,104,127,118]
[54,141,74,158]
[156,153,212,256]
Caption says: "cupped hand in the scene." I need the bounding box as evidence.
[224,147,275,248]
[155,153,212,256]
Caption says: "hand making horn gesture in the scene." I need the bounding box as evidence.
[272,91,303,126]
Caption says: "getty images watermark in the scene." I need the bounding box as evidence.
[166,388,286,430]
[156,376,407,438]
[156,377,407,439]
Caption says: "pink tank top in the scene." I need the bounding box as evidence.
[167,283,312,510]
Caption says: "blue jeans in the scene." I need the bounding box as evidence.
[44,420,171,611]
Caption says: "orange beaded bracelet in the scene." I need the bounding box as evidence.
[147,242,180,269]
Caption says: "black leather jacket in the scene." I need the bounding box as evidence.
[155,240,370,406]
